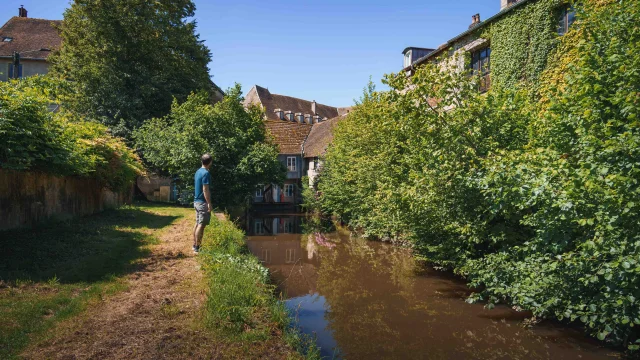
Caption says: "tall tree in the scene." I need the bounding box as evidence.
[51,0,212,139]
[134,86,286,209]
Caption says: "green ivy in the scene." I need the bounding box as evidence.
[483,0,563,89]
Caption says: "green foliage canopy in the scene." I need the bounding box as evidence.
[134,85,286,209]
[50,0,212,139]
[0,77,143,191]
[314,0,640,350]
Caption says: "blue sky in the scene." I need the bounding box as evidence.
[2,0,501,106]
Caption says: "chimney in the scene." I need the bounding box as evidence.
[18,5,28,18]
[311,100,317,115]
[304,114,312,124]
[274,108,284,120]
[501,0,518,10]
[469,14,481,29]
[295,113,304,123]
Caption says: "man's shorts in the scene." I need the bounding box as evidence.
[194,202,211,225]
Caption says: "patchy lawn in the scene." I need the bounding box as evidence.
[1,203,316,359]
[0,203,184,359]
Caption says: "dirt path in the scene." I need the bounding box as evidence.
[22,212,226,360]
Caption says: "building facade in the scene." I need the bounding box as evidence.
[402,0,576,91]
[244,85,349,206]
[0,6,61,81]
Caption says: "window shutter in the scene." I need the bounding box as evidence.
[8,64,13,78]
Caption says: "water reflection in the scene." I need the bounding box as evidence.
[244,213,619,360]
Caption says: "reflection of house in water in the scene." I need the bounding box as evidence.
[245,214,320,298]
[245,214,304,236]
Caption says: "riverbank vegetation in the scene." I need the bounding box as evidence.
[0,77,143,191]
[312,0,640,350]
[135,86,286,208]
[198,216,320,358]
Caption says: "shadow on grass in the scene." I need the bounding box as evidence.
[0,206,180,284]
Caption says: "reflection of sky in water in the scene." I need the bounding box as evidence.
[286,294,340,359]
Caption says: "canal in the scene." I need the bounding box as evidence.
[244,213,621,360]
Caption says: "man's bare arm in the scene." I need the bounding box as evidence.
[203,184,212,212]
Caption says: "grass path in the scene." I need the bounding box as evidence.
[1,204,306,359]
[21,205,211,359]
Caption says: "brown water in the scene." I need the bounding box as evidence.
[245,213,622,360]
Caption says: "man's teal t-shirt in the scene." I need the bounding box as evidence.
[194,168,211,203]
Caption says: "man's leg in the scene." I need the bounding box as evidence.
[195,224,206,248]
[193,222,199,248]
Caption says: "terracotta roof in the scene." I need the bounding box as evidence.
[245,85,339,121]
[0,17,62,59]
[264,120,313,155]
[304,116,343,158]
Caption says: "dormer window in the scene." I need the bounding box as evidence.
[404,50,412,68]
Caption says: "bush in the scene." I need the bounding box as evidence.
[0,77,143,191]
[314,0,640,350]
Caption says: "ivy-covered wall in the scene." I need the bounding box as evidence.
[483,0,563,89]
[436,0,565,89]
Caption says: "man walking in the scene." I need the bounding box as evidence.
[193,154,213,254]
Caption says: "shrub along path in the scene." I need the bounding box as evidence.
[3,204,303,359]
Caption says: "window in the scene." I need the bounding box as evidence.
[255,185,264,198]
[285,248,296,264]
[261,249,271,263]
[558,5,576,35]
[470,47,491,92]
[287,157,297,172]
[284,184,295,197]
[254,219,264,235]
[8,64,23,79]
[283,220,294,233]
[2,37,12,42]
[471,47,490,76]
[404,50,412,68]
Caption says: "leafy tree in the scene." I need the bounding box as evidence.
[134,85,286,209]
[51,0,212,139]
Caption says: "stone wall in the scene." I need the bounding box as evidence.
[136,175,173,202]
[0,169,132,231]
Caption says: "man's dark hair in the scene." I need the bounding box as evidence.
[201,154,212,166]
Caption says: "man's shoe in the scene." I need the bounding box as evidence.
[193,246,200,254]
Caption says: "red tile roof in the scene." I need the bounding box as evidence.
[246,85,339,121]
[0,17,62,60]
[303,116,343,158]
[264,120,313,155]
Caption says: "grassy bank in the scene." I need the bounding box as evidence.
[198,216,320,359]
[0,203,187,359]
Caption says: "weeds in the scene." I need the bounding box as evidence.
[198,217,321,359]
